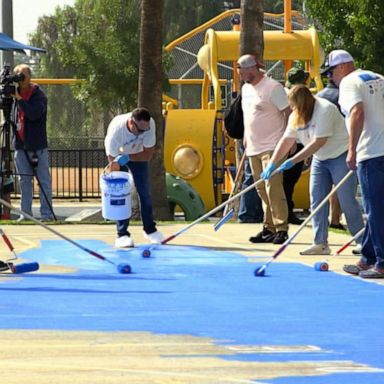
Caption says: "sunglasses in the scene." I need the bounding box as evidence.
[327,64,343,78]
[132,118,150,133]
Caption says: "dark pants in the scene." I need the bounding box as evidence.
[116,161,157,237]
[283,143,304,216]
[238,157,263,222]
[357,156,384,268]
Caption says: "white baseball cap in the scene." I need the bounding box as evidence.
[321,50,354,74]
[237,54,265,69]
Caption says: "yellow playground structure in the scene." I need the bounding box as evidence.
[164,8,324,213]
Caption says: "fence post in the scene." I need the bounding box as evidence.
[78,149,83,202]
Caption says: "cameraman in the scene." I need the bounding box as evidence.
[11,64,54,221]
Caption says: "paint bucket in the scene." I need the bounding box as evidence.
[100,171,133,220]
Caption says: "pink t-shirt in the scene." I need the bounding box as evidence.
[241,76,289,156]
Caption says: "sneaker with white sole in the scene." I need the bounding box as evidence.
[300,243,331,255]
[144,230,164,244]
[115,235,134,248]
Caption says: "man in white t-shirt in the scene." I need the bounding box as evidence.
[105,107,164,248]
[323,49,384,278]
[237,54,290,245]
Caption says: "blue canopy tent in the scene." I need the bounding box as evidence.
[0,32,45,53]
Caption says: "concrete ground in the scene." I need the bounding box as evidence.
[0,202,383,384]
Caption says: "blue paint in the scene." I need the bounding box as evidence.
[358,72,380,82]
[0,239,384,383]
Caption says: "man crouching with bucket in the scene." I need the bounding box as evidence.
[104,107,164,248]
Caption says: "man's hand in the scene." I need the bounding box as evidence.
[276,159,295,173]
[114,154,130,166]
[260,163,277,180]
[346,149,357,170]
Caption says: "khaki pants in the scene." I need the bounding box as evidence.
[249,151,288,232]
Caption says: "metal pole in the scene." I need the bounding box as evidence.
[1,0,14,68]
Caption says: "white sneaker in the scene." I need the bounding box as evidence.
[16,215,26,222]
[352,244,362,255]
[144,230,164,244]
[300,243,331,255]
[115,235,134,248]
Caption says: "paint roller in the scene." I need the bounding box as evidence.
[0,200,131,275]
[0,228,39,274]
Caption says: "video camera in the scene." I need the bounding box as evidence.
[0,64,25,109]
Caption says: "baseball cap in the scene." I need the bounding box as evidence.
[237,54,265,69]
[286,67,309,88]
[321,49,354,75]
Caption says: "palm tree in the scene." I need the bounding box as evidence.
[138,0,171,220]
[240,0,264,58]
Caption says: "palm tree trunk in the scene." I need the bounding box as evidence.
[240,0,264,58]
[138,0,171,220]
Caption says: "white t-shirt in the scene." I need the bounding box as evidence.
[104,112,156,157]
[241,76,289,156]
[339,69,384,163]
[284,97,348,161]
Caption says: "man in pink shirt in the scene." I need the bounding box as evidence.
[237,54,290,244]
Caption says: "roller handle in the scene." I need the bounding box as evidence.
[1,232,14,252]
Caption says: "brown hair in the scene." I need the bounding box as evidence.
[288,85,315,128]
[132,107,151,122]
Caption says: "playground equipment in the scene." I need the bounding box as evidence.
[166,173,205,221]
[164,8,323,212]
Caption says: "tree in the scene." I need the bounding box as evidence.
[31,1,141,121]
[240,0,264,58]
[304,0,384,74]
[29,6,89,145]
[236,0,264,165]
[30,0,227,140]
[139,0,171,220]
[163,0,225,43]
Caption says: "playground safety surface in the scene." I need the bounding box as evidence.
[0,221,383,384]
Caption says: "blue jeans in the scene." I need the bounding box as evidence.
[357,156,384,268]
[238,158,263,222]
[14,148,53,219]
[310,152,364,245]
[116,161,157,237]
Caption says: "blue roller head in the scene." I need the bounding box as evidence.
[117,263,131,274]
[254,266,266,277]
[214,209,234,232]
[11,262,39,274]
[314,261,329,272]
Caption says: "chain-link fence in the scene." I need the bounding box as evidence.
[166,11,307,109]
[1,82,106,200]
[36,83,105,150]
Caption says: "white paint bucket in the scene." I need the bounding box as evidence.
[100,171,133,220]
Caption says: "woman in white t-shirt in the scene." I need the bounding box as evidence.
[260,85,364,255]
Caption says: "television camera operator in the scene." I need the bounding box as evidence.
[0,64,22,220]
[11,64,54,221]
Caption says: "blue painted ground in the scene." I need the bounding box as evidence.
[1,239,383,384]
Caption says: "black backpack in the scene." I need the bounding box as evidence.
[224,94,244,139]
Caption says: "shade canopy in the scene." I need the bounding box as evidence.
[0,32,45,53]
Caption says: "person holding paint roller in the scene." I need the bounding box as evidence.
[260,84,364,255]
[324,49,384,278]
[105,107,164,248]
